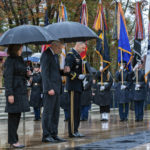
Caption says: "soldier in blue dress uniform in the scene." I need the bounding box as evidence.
[132,62,146,121]
[115,62,131,121]
[29,63,43,121]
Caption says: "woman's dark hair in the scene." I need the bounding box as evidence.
[7,45,22,56]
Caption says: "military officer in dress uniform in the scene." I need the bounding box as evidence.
[132,61,146,121]
[65,42,86,138]
[115,62,131,122]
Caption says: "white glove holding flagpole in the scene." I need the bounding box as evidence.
[120,65,124,70]
[99,66,103,72]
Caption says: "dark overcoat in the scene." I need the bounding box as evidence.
[81,74,92,106]
[115,69,130,104]
[3,56,30,113]
[93,71,113,106]
[133,70,146,101]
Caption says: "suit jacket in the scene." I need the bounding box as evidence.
[40,48,62,94]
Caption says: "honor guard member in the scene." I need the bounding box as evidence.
[94,63,113,121]
[132,61,146,121]
[115,61,130,122]
[80,62,93,121]
[65,42,86,138]
[29,63,43,121]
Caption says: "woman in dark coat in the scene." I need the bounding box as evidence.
[29,64,42,121]
[3,45,30,148]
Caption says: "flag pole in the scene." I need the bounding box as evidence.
[121,50,124,85]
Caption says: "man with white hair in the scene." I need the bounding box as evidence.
[40,41,67,143]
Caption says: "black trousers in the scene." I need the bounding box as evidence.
[42,94,60,138]
[100,105,110,113]
[68,91,81,135]
[8,113,21,144]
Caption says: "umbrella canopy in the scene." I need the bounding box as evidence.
[0,51,7,57]
[0,25,58,46]
[24,56,40,62]
[45,21,98,43]
[31,53,41,58]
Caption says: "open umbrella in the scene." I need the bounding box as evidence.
[31,53,41,58]
[0,51,7,57]
[24,57,40,62]
[45,21,98,43]
[0,25,58,46]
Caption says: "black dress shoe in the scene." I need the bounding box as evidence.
[42,136,56,143]
[69,133,77,138]
[124,118,128,122]
[74,132,85,137]
[135,119,139,122]
[52,136,66,142]
[11,144,25,148]
[120,119,124,122]
[138,119,143,122]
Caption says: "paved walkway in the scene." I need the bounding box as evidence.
[1,110,150,150]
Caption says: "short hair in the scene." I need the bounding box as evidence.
[7,45,22,56]
[76,41,86,45]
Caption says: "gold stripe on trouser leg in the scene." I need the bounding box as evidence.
[71,91,74,134]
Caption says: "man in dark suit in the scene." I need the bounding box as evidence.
[40,41,67,143]
[65,42,86,138]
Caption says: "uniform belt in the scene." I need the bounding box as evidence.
[97,82,109,85]
[118,81,127,83]
[133,82,144,84]
[33,83,40,86]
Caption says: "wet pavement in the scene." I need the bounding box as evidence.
[1,110,150,150]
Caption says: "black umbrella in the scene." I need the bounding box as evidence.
[0,25,58,46]
[45,21,98,43]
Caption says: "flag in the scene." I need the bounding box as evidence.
[93,0,110,70]
[60,45,66,70]
[41,9,50,53]
[80,0,88,59]
[133,2,145,67]
[117,3,132,71]
[57,3,68,70]
[145,5,150,82]
[58,3,68,22]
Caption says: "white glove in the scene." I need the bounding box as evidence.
[78,74,86,80]
[121,85,126,90]
[120,65,124,70]
[135,84,140,90]
[41,94,43,98]
[136,84,140,88]
[100,85,105,91]
[100,66,103,72]
[83,78,88,88]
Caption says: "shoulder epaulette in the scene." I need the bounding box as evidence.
[67,52,73,55]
